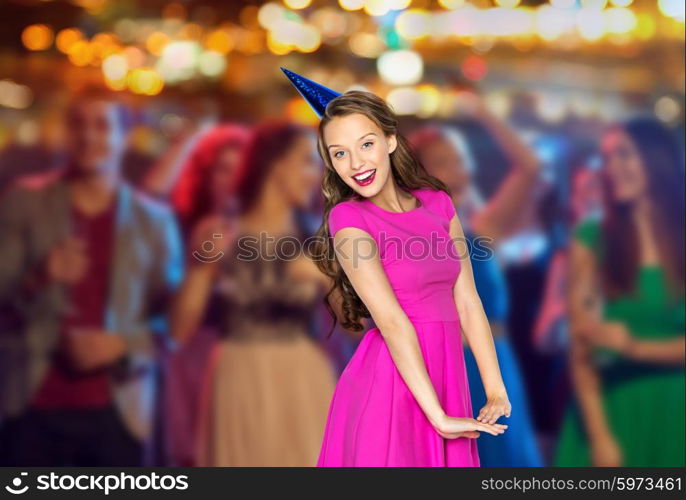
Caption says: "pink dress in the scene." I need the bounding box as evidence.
[318,187,480,467]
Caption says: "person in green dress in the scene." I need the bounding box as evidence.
[555,117,685,467]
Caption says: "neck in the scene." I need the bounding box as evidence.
[370,176,414,213]
[242,179,296,236]
[66,160,119,215]
[632,196,653,227]
[631,195,662,265]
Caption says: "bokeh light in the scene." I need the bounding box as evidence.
[461,55,488,81]
[147,32,171,57]
[438,0,465,9]
[198,51,227,77]
[67,40,94,66]
[655,95,682,123]
[349,32,385,58]
[396,9,432,40]
[127,68,164,95]
[205,29,234,54]
[102,54,129,81]
[386,87,421,115]
[56,28,84,54]
[658,0,686,22]
[377,50,424,86]
[339,0,365,11]
[21,24,54,51]
[283,0,313,9]
[0,80,33,109]
[495,0,521,7]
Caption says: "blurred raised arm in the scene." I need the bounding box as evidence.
[460,94,540,242]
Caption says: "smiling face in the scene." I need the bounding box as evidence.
[601,128,648,203]
[323,113,397,198]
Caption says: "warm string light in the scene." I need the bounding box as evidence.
[14,0,684,101]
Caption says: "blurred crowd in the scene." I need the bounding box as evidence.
[0,81,683,467]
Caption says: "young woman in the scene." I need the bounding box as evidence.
[311,91,509,467]
[172,121,336,467]
[409,93,543,466]
[555,117,685,466]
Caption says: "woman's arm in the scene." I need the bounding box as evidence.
[580,321,685,364]
[169,263,216,345]
[568,240,622,466]
[170,216,232,344]
[141,123,209,198]
[450,213,511,423]
[334,226,506,438]
[625,336,685,364]
[462,95,540,243]
[532,249,568,350]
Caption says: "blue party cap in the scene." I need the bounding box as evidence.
[281,67,341,118]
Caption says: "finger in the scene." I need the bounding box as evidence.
[485,407,498,424]
[494,405,508,421]
[480,404,493,421]
[477,426,500,436]
[476,407,488,422]
[474,423,501,436]
[480,422,508,435]
[492,406,507,422]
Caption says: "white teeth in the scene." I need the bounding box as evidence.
[354,170,375,181]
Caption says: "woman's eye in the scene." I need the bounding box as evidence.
[362,141,373,149]
[333,151,345,159]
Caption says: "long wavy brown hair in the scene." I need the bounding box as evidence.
[311,90,450,336]
[601,117,685,299]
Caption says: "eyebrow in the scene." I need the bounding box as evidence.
[327,132,377,149]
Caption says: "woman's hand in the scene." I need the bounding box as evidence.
[477,391,512,424]
[579,321,632,354]
[433,414,508,440]
[591,432,623,467]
